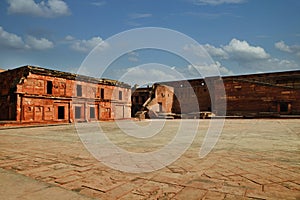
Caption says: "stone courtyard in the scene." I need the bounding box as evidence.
[0,119,299,199]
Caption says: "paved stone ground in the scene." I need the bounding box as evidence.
[0,119,299,200]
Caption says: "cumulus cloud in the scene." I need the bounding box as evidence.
[192,0,246,6]
[121,64,183,86]
[0,26,27,49]
[183,44,212,59]
[188,61,233,77]
[7,0,71,18]
[275,41,292,53]
[275,41,300,57]
[182,43,232,76]
[263,58,299,71]
[0,26,53,50]
[25,35,54,50]
[203,44,228,59]
[239,57,299,73]
[201,39,270,63]
[188,38,299,73]
[70,36,107,53]
[223,38,270,62]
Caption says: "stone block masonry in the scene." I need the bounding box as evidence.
[0,65,131,124]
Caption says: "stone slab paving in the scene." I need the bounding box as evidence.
[0,119,299,199]
[0,168,95,200]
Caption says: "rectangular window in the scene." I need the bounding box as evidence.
[90,107,95,118]
[47,81,53,94]
[119,91,122,100]
[75,106,81,119]
[101,88,104,99]
[77,85,82,97]
[58,106,65,119]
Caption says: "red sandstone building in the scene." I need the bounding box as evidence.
[132,84,174,118]
[0,66,131,124]
[1,66,300,124]
[132,70,300,118]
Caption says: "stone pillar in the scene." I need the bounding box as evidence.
[16,94,23,122]
[85,102,88,122]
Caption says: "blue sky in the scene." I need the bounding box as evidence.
[0,0,300,85]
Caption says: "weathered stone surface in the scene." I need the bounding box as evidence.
[135,70,300,118]
[0,119,299,199]
[0,65,131,123]
[173,187,207,200]
[0,168,93,200]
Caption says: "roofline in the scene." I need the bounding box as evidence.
[159,69,300,84]
[220,69,300,79]
[6,65,131,88]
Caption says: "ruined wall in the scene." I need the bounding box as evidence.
[159,70,300,117]
[131,87,151,117]
[215,79,300,116]
[147,85,174,113]
[163,79,211,114]
[0,67,28,120]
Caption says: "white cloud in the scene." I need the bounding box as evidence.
[188,61,233,77]
[183,44,212,58]
[275,41,300,57]
[127,51,139,62]
[228,57,299,72]
[265,58,299,70]
[239,57,299,73]
[70,36,106,53]
[275,41,292,53]
[129,13,152,19]
[0,26,27,49]
[182,43,232,76]
[0,26,53,50]
[64,35,75,41]
[25,35,54,50]
[184,40,270,64]
[91,1,106,6]
[184,11,230,19]
[187,38,299,73]
[7,0,70,18]
[223,38,270,62]
[203,44,228,59]
[127,13,152,26]
[192,0,246,6]
[121,64,183,86]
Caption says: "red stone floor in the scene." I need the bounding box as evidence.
[0,119,299,199]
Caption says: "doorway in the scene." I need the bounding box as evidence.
[58,106,65,119]
[158,102,163,112]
